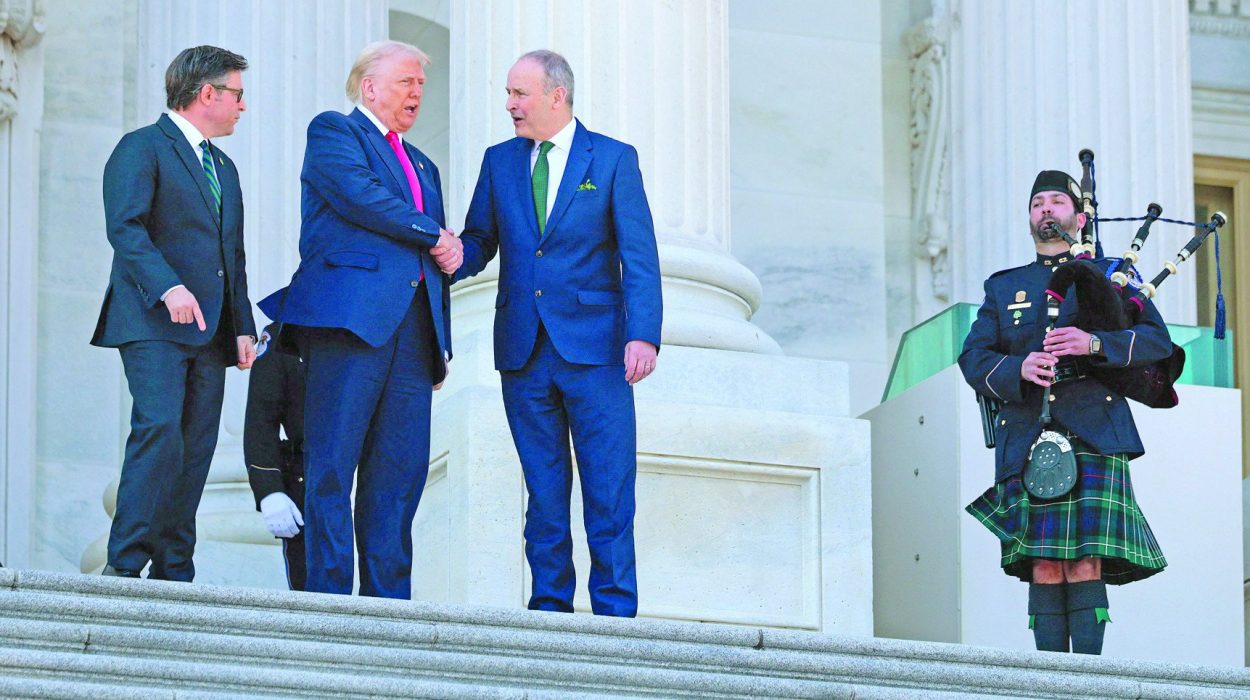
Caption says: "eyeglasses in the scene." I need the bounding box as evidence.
[211,84,244,102]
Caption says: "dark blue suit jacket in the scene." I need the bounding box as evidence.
[456,120,662,370]
[959,256,1173,482]
[92,114,256,353]
[259,109,451,381]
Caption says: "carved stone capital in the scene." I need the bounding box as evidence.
[0,0,46,48]
[0,0,45,122]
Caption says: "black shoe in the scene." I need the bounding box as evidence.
[101,564,141,578]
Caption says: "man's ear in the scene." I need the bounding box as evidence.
[552,86,566,108]
[197,82,215,107]
[1077,211,1088,229]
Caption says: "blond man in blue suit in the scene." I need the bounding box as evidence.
[260,41,460,599]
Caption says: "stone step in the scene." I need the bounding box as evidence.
[2,569,1247,699]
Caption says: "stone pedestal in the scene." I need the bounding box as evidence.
[423,332,870,632]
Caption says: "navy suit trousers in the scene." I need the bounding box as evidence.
[111,330,230,580]
[501,325,638,617]
[301,291,436,599]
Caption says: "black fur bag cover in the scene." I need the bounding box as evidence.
[1048,260,1184,409]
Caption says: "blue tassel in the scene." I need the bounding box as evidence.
[1214,229,1227,340]
[1215,294,1227,340]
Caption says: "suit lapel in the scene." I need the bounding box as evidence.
[159,114,222,229]
[405,142,440,221]
[350,108,413,207]
[509,139,540,239]
[541,120,591,244]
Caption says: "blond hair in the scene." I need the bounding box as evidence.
[345,40,430,102]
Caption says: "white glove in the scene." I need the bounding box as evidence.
[259,492,304,539]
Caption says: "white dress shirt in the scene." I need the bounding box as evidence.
[167,110,216,181]
[529,117,577,220]
[357,104,391,137]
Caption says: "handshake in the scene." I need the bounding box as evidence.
[430,229,464,275]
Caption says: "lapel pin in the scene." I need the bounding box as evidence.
[1015,290,1026,303]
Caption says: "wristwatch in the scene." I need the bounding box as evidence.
[1089,334,1103,356]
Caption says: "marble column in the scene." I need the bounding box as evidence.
[0,0,45,569]
[909,0,1196,324]
[79,0,389,581]
[447,0,778,353]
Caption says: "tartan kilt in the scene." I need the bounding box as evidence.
[965,435,1167,585]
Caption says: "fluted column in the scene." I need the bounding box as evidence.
[448,0,778,353]
[82,0,390,573]
[911,0,1196,324]
[0,0,45,569]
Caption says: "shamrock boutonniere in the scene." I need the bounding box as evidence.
[577,179,597,191]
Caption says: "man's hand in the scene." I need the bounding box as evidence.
[434,361,448,391]
[165,286,206,331]
[259,492,303,539]
[430,229,464,275]
[236,335,257,369]
[624,340,658,385]
[1021,351,1058,387]
[1043,326,1092,357]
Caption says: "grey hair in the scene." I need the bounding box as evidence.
[518,49,574,107]
[165,46,248,111]
[346,40,431,102]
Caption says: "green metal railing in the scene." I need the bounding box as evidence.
[881,303,1235,402]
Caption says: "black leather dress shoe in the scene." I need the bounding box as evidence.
[101,564,141,578]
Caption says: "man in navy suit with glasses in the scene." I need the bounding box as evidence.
[92,45,257,580]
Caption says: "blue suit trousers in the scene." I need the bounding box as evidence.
[301,291,435,599]
[501,325,638,617]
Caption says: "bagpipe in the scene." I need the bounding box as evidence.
[979,149,1229,450]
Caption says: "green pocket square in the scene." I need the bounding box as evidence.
[577,179,597,191]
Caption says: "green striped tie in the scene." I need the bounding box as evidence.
[199,140,221,212]
[532,141,554,233]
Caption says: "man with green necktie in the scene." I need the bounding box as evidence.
[454,50,662,616]
[91,45,257,580]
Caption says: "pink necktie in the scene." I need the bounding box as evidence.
[386,131,425,283]
[385,131,425,213]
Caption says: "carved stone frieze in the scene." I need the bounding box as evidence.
[0,0,46,122]
[1190,0,1250,37]
[905,17,951,306]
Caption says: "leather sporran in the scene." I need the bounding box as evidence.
[1024,430,1078,499]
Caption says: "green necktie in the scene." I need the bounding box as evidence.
[532,141,555,233]
[199,140,221,212]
